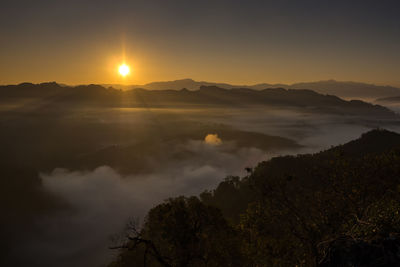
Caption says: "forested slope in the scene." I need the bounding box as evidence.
[110,129,400,267]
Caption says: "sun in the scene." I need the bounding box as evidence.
[118,64,130,77]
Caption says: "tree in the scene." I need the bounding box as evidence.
[110,196,245,267]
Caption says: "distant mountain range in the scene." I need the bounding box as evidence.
[104,79,400,100]
[0,82,396,118]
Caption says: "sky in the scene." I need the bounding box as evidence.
[0,0,399,86]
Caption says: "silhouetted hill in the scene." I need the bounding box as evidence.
[106,79,400,100]
[0,82,64,98]
[0,82,119,102]
[112,129,400,267]
[125,85,395,116]
[288,80,400,100]
[326,129,400,157]
[202,129,400,224]
[104,79,267,91]
[136,79,242,91]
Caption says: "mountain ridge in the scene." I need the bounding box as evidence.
[0,83,396,118]
[103,79,400,100]
[0,82,393,115]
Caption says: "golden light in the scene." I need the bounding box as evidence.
[118,64,130,77]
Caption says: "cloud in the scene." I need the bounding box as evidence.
[18,107,400,267]
[204,133,222,145]
[28,139,271,267]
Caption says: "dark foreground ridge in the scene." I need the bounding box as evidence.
[0,82,396,117]
[110,129,400,267]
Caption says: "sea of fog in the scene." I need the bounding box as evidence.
[7,106,400,267]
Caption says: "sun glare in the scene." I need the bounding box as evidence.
[118,64,130,77]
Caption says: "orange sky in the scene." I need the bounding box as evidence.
[1,1,399,87]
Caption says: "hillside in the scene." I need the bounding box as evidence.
[111,129,400,267]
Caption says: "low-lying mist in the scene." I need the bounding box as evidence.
[30,139,272,266]
[2,105,400,267]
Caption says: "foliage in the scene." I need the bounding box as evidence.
[111,130,400,266]
[110,197,246,267]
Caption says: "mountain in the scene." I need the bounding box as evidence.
[0,82,118,101]
[105,79,285,91]
[0,83,396,118]
[136,79,245,91]
[106,79,400,100]
[324,128,400,156]
[105,79,245,91]
[288,80,400,100]
[126,86,395,116]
